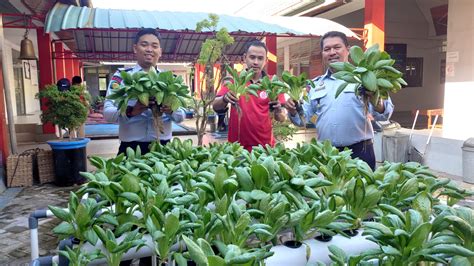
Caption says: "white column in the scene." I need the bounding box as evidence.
[443,0,474,140]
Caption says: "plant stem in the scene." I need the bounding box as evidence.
[151,105,163,140]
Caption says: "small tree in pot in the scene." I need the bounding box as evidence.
[36,84,90,139]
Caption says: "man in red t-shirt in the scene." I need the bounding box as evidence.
[213,40,286,151]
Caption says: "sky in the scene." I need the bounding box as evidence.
[93,0,301,16]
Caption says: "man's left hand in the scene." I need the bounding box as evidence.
[160,105,173,114]
[269,101,282,113]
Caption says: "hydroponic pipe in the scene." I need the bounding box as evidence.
[265,229,378,265]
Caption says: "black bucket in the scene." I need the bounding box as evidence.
[47,138,90,186]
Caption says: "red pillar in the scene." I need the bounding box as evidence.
[73,58,80,77]
[0,61,10,163]
[265,35,277,76]
[364,0,385,50]
[65,52,73,80]
[54,42,65,81]
[37,27,55,134]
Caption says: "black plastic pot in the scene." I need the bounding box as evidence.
[47,138,90,186]
[343,229,359,237]
[283,240,303,249]
[314,233,333,242]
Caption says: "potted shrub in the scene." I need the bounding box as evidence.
[36,83,90,186]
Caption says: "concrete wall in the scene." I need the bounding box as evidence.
[3,29,41,116]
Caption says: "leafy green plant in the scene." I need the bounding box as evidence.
[330,44,407,106]
[107,70,190,136]
[58,246,103,266]
[223,65,259,116]
[342,177,382,229]
[49,192,116,244]
[93,226,145,266]
[361,208,474,265]
[281,71,314,124]
[36,84,89,139]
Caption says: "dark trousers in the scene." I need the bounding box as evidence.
[117,139,170,156]
[337,139,376,170]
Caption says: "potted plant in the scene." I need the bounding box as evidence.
[36,83,90,186]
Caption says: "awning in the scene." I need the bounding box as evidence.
[45,3,358,62]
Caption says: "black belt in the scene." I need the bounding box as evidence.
[337,139,373,150]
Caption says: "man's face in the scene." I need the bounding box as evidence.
[243,45,267,74]
[321,36,349,71]
[134,34,162,69]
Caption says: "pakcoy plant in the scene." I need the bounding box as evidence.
[359,207,474,265]
[107,69,190,138]
[223,64,259,117]
[281,71,314,124]
[330,44,407,106]
[49,192,116,245]
[178,235,273,266]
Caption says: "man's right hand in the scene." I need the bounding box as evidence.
[127,101,149,117]
[223,91,238,105]
[284,99,298,116]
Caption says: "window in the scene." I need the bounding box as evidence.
[405,57,423,87]
[99,77,108,91]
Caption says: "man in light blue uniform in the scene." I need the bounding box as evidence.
[286,31,393,169]
[104,28,185,155]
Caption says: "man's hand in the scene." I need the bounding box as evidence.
[160,105,173,114]
[269,101,282,113]
[223,91,238,105]
[127,101,149,117]
[284,99,298,116]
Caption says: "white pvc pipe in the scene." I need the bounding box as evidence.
[30,228,39,260]
[266,230,378,265]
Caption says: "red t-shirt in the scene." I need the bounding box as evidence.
[217,82,285,151]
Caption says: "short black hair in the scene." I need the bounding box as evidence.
[320,31,349,50]
[243,40,268,54]
[56,78,70,92]
[72,76,82,85]
[134,28,161,44]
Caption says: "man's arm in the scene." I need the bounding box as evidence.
[103,75,122,123]
[370,97,394,121]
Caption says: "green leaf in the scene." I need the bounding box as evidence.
[376,78,394,89]
[250,189,268,200]
[234,167,254,191]
[407,223,431,251]
[138,92,150,106]
[164,213,180,237]
[214,166,228,198]
[119,192,141,204]
[428,244,474,257]
[49,206,70,222]
[207,255,226,266]
[381,245,401,256]
[53,222,75,236]
[84,228,98,245]
[251,164,269,190]
[329,62,346,71]
[349,46,364,65]
[413,192,431,222]
[361,71,377,92]
[182,235,208,265]
[335,82,349,98]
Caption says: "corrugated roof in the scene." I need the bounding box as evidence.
[45,3,299,34]
[45,3,358,63]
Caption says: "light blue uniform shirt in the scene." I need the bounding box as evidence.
[104,64,185,142]
[289,70,394,147]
